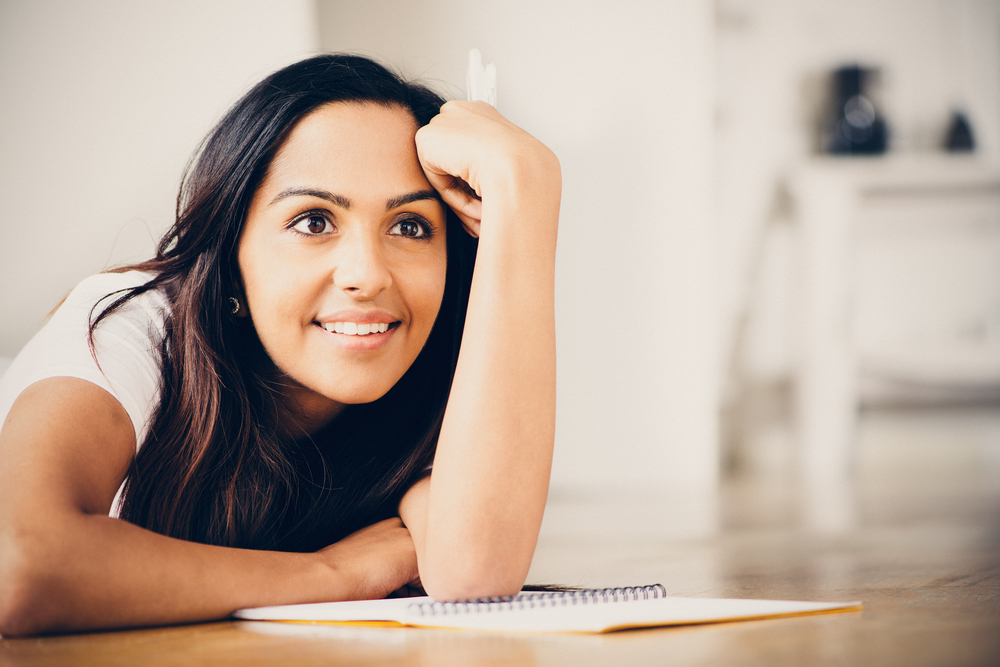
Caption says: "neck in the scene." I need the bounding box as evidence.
[277,380,345,439]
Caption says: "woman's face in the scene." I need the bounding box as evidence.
[238,102,448,430]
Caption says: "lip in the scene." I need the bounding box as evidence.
[315,309,399,326]
[312,310,401,352]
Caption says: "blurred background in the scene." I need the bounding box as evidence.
[1,0,998,542]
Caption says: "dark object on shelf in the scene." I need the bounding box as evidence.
[945,111,975,152]
[825,65,888,155]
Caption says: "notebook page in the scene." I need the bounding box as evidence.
[235,592,861,633]
[402,595,861,633]
[235,596,417,623]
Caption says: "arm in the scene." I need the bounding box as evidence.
[401,101,560,600]
[0,378,417,636]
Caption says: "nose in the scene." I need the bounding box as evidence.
[332,230,392,298]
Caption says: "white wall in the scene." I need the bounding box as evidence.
[0,0,318,357]
[317,0,720,497]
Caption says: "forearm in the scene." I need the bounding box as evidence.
[410,157,560,599]
[1,510,328,635]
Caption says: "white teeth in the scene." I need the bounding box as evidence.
[320,321,390,336]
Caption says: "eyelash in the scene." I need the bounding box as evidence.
[389,215,436,240]
[286,210,436,240]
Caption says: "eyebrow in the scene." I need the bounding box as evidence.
[268,187,441,212]
[384,190,441,211]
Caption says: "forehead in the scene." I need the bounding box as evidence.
[261,102,425,196]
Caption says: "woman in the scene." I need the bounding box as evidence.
[0,54,559,636]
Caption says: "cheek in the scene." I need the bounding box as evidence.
[394,254,447,349]
[238,238,312,350]
[417,254,449,328]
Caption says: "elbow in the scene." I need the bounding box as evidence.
[415,525,542,601]
[420,558,527,602]
[0,529,61,637]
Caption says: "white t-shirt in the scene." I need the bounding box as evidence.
[0,271,167,514]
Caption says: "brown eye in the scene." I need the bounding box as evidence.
[306,216,326,233]
[291,213,332,235]
[390,218,429,238]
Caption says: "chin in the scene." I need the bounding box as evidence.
[318,379,398,406]
[337,390,392,405]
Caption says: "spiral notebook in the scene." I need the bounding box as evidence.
[234,585,861,634]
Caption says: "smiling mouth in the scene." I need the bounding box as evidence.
[315,321,399,336]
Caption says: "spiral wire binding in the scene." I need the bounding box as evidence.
[408,584,668,617]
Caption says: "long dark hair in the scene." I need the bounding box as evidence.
[92,54,478,552]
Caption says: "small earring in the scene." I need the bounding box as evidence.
[228,297,240,315]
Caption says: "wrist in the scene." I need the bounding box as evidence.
[298,548,353,602]
[479,143,561,205]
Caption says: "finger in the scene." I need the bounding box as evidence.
[440,182,482,237]
[423,171,482,237]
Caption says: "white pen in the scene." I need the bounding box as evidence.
[466,48,496,106]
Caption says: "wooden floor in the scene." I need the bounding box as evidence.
[2,406,999,666]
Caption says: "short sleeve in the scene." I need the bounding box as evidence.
[0,271,167,449]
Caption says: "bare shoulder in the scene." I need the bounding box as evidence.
[0,377,135,518]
